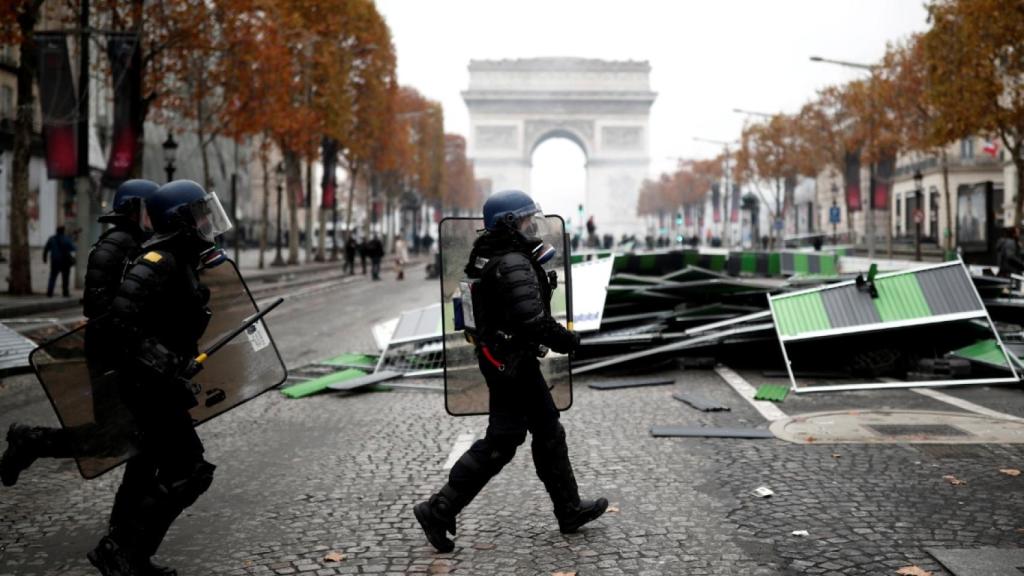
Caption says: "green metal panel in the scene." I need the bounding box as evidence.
[612,255,628,272]
[638,254,657,272]
[684,251,699,265]
[793,253,809,274]
[741,252,756,274]
[953,339,1009,368]
[768,253,782,276]
[819,255,837,276]
[710,255,726,271]
[873,273,932,322]
[773,292,832,337]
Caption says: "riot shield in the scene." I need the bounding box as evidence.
[29,259,287,479]
[439,216,573,416]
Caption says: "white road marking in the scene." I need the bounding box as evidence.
[443,433,477,470]
[912,387,1024,422]
[715,366,788,422]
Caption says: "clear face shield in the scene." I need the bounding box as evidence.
[138,198,153,232]
[518,210,551,238]
[189,191,233,242]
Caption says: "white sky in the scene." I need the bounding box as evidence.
[376,0,930,218]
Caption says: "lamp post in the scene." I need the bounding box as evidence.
[272,161,286,267]
[810,55,879,259]
[914,169,924,261]
[162,133,178,183]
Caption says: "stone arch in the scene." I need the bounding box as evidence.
[463,58,656,238]
[528,128,591,165]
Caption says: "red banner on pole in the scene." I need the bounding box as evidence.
[34,33,77,179]
[103,33,142,185]
[844,150,862,213]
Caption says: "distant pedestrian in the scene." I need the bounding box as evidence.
[394,235,409,281]
[358,236,368,275]
[344,235,358,275]
[366,234,384,280]
[421,233,434,254]
[997,228,1023,277]
[43,226,76,297]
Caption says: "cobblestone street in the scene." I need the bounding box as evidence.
[2,265,1024,575]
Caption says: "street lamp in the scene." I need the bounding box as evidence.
[732,108,774,119]
[162,133,178,183]
[272,161,286,267]
[914,169,924,261]
[810,55,880,259]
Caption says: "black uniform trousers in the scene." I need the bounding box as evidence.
[110,373,212,558]
[445,356,573,512]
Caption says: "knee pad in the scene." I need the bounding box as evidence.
[532,421,566,452]
[161,459,216,508]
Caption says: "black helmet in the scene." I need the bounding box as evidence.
[148,180,233,241]
[483,190,541,231]
[99,179,158,225]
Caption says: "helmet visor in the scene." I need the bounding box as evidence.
[138,198,153,232]
[518,211,551,237]
[190,192,233,242]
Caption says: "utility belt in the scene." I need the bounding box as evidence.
[474,330,548,375]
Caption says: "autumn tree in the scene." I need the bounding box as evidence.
[923,0,1024,232]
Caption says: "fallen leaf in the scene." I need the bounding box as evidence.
[1000,468,1021,477]
[896,566,933,576]
[552,572,577,576]
[805,436,817,443]
[607,505,620,513]
[242,560,254,568]
[831,453,842,459]
[943,474,967,486]
[323,552,347,562]
[1016,528,1024,534]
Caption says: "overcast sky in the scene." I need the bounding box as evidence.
[376,0,931,219]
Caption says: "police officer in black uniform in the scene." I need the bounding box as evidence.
[414,190,607,553]
[0,179,158,488]
[87,180,231,576]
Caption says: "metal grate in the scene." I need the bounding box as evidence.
[868,424,970,437]
[914,444,984,459]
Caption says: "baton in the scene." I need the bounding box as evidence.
[192,297,284,368]
[564,232,574,332]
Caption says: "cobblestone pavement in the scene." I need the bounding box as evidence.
[2,270,1024,575]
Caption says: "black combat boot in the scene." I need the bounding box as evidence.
[1,424,72,486]
[414,485,461,553]
[532,424,608,534]
[87,535,142,576]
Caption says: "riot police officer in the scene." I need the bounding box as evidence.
[87,180,231,576]
[1,179,158,488]
[414,190,607,553]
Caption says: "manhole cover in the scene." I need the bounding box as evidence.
[869,424,969,437]
[771,410,1024,444]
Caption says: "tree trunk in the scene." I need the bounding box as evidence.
[259,151,269,269]
[284,149,301,265]
[8,9,40,295]
[941,149,953,253]
[343,163,359,252]
[195,62,212,190]
[304,156,313,262]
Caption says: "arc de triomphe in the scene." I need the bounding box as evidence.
[462,58,656,238]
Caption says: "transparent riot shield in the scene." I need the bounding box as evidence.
[439,216,573,416]
[29,259,287,479]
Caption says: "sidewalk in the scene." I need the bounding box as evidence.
[0,246,404,318]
